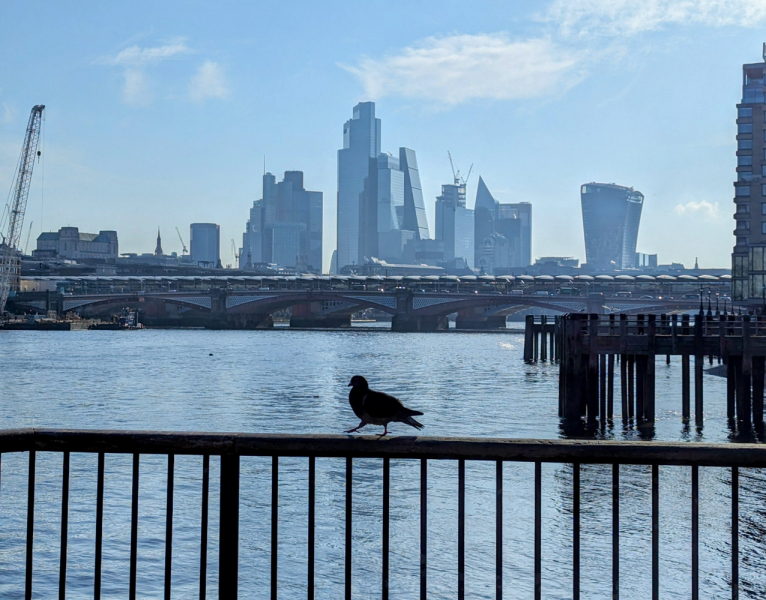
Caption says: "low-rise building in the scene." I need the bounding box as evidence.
[33,227,118,261]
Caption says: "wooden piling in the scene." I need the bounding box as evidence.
[540,316,548,362]
[620,354,628,425]
[587,315,599,424]
[753,356,764,427]
[740,316,752,429]
[682,355,690,421]
[600,354,607,428]
[524,315,534,363]
[607,354,615,421]
[645,315,656,424]
[694,314,704,428]
[636,356,645,423]
[727,359,736,421]
[628,356,635,421]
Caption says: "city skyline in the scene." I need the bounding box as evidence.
[2,1,764,271]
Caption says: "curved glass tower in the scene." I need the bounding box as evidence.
[580,183,643,270]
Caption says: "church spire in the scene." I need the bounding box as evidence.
[155,227,163,256]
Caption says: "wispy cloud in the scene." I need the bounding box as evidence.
[343,34,584,106]
[545,0,766,37]
[673,200,721,219]
[99,40,192,106]
[189,61,230,103]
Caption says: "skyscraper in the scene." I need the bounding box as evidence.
[732,46,766,301]
[435,179,473,267]
[190,223,221,268]
[473,176,532,271]
[239,171,323,271]
[337,102,380,267]
[580,183,643,270]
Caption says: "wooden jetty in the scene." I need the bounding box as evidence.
[524,312,765,430]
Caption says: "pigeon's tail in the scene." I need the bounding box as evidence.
[399,414,424,430]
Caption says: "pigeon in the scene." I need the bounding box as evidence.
[345,375,424,436]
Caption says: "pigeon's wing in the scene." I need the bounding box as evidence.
[363,390,405,419]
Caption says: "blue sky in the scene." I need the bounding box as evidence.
[1,0,764,271]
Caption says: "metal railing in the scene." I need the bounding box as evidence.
[1,428,764,599]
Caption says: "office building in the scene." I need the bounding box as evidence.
[34,227,118,261]
[732,46,766,300]
[580,183,643,271]
[239,171,323,271]
[473,177,532,272]
[435,179,474,268]
[190,223,221,268]
[337,102,380,268]
[336,102,430,269]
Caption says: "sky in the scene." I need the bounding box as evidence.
[1,0,765,271]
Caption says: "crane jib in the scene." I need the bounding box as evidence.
[0,104,45,314]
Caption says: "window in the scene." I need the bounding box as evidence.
[762,202,766,214]
[740,123,754,134]
[762,164,766,177]
[739,220,751,230]
[740,170,754,181]
[737,203,750,213]
[762,222,766,235]
[763,184,766,196]
[739,107,753,118]
[738,236,750,246]
[740,139,753,150]
[739,155,753,166]
[737,185,751,196]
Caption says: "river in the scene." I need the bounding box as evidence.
[0,328,763,598]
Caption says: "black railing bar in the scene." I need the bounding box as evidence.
[534,461,542,600]
[732,467,739,600]
[308,456,315,600]
[5,430,766,467]
[420,458,427,600]
[129,453,139,600]
[165,454,174,600]
[691,465,699,600]
[59,451,70,600]
[652,464,659,600]
[199,454,209,600]
[272,455,278,600]
[496,460,502,600]
[612,464,619,600]
[25,450,35,600]
[94,452,105,599]
[458,458,465,600]
[382,457,390,600]
[345,457,352,600]
[573,462,580,600]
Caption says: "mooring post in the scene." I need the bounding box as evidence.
[628,355,635,421]
[728,358,737,421]
[661,314,670,364]
[682,354,691,421]
[645,315,656,425]
[753,355,764,427]
[524,315,534,363]
[587,314,599,424]
[533,322,539,363]
[740,316,753,429]
[607,354,615,421]
[671,314,678,355]
[600,354,607,428]
[540,315,548,361]
[620,354,628,424]
[636,356,645,423]
[694,314,704,428]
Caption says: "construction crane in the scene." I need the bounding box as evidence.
[0,105,45,313]
[447,151,473,186]
[23,221,34,255]
[175,226,188,255]
[231,239,239,267]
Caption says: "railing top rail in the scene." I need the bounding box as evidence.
[1,428,766,467]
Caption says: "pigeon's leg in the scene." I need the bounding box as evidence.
[378,424,389,437]
[345,421,365,434]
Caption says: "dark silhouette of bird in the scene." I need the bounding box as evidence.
[345,375,424,436]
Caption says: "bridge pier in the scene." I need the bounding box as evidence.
[391,314,448,332]
[455,309,507,330]
[207,314,274,329]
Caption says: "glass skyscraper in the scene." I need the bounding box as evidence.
[473,176,532,271]
[337,102,380,267]
[435,181,473,267]
[580,182,643,270]
[732,47,766,301]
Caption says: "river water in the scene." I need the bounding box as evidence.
[0,327,763,598]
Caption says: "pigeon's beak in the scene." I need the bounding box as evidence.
[347,382,353,386]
